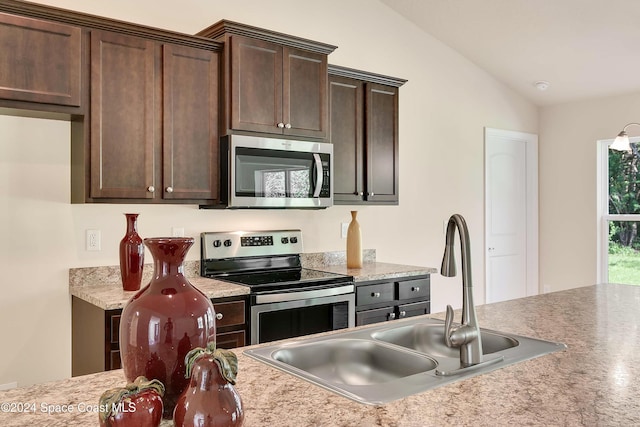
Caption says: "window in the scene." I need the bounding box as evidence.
[598,138,640,284]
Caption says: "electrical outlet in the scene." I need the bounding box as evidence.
[172,227,185,237]
[341,223,349,239]
[86,229,101,251]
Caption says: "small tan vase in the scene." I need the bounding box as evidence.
[346,211,363,268]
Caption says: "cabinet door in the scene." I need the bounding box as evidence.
[283,47,328,139]
[329,75,364,202]
[230,35,282,134]
[366,83,399,203]
[90,30,156,199]
[163,44,219,201]
[216,331,246,349]
[0,13,81,107]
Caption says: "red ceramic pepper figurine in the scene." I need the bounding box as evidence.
[173,343,244,427]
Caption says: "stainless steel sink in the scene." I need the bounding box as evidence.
[272,339,437,386]
[244,317,566,405]
[371,322,519,358]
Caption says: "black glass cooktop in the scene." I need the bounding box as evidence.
[219,268,353,293]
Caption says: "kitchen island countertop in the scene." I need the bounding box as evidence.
[3,283,640,426]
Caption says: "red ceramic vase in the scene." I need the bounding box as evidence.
[119,213,144,291]
[120,237,217,419]
[173,355,244,427]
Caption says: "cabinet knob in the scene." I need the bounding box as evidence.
[285,123,292,129]
[165,186,173,193]
[216,312,223,320]
[371,292,381,298]
[354,191,364,196]
[412,286,420,292]
[147,186,155,193]
[368,192,374,196]
[399,310,407,318]
[388,312,396,320]
[277,122,285,128]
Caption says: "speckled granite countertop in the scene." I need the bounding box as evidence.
[301,249,436,282]
[69,261,250,310]
[313,262,436,282]
[69,251,437,310]
[4,284,640,426]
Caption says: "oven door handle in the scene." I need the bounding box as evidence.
[254,284,354,304]
[312,153,323,198]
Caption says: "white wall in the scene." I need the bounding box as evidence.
[0,0,538,387]
[539,91,640,292]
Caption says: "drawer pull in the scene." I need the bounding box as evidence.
[371,292,381,298]
[216,312,224,320]
[412,286,420,292]
[388,312,396,320]
[399,310,407,318]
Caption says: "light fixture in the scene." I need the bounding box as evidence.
[534,81,550,91]
[611,123,639,151]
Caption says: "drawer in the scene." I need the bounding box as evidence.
[109,314,121,344]
[356,282,394,306]
[398,278,430,300]
[356,306,396,326]
[213,300,245,328]
[398,301,430,319]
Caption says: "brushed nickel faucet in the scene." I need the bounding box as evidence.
[440,214,483,367]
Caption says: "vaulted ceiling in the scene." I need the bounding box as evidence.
[381,0,640,106]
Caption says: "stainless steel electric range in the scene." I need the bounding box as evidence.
[200,230,355,345]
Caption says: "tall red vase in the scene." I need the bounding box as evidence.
[119,213,144,291]
[119,237,217,419]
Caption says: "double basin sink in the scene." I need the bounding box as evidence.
[244,317,566,405]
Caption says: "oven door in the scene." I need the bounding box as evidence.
[223,134,333,209]
[250,285,355,345]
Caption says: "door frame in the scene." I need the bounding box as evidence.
[484,128,539,302]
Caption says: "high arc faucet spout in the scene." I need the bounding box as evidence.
[440,214,483,367]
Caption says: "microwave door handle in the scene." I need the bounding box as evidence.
[312,153,323,198]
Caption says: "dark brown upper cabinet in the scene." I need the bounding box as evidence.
[0,12,81,109]
[89,30,156,200]
[86,30,220,203]
[197,20,336,141]
[328,65,406,205]
[162,44,219,201]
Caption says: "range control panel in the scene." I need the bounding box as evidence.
[201,230,303,260]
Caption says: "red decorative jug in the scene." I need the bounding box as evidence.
[120,237,217,419]
[173,344,244,427]
[119,213,144,291]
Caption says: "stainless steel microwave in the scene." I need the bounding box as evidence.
[220,135,333,209]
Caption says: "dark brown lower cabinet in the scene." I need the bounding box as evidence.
[72,295,247,376]
[355,276,430,327]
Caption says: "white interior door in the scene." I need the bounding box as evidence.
[484,128,538,303]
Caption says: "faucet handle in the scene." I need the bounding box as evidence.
[444,304,455,347]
